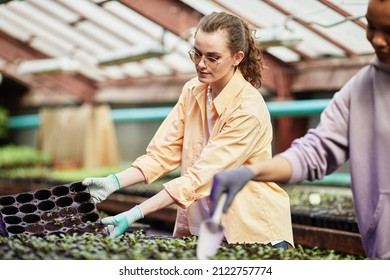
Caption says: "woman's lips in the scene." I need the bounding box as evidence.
[197,70,210,78]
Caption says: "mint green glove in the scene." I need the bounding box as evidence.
[101,205,144,238]
[82,174,120,204]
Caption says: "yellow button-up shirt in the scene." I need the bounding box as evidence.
[132,70,294,245]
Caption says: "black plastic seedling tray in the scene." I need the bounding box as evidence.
[0,182,105,237]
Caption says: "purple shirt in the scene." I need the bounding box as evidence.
[281,57,390,259]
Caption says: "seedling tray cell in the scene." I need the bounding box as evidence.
[0,182,105,237]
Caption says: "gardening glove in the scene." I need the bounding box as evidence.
[82,174,120,204]
[210,166,254,214]
[101,205,144,238]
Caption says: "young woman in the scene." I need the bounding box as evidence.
[210,0,390,259]
[83,12,294,248]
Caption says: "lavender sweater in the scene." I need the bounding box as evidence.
[281,57,390,259]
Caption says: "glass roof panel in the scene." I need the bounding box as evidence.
[266,47,301,62]
[29,38,65,57]
[329,0,369,17]
[180,0,224,15]
[0,0,375,84]
[163,53,195,74]
[315,21,372,54]
[208,0,372,59]
[141,58,173,76]
[216,0,287,27]
[75,21,129,50]
[8,1,107,54]
[0,6,76,52]
[120,63,148,78]
[0,14,31,42]
[285,21,346,57]
[103,66,127,80]
[104,2,164,44]
[275,0,370,54]
[58,0,142,45]
[28,0,80,24]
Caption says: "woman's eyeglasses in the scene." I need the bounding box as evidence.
[188,49,231,70]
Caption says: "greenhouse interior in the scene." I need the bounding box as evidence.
[0,0,380,260]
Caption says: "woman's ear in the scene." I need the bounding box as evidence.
[233,51,245,66]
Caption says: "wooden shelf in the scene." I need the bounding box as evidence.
[293,224,365,256]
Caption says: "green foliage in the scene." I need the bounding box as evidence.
[0,145,51,168]
[0,230,367,260]
[0,167,52,180]
[0,164,170,194]
[287,187,354,209]
[50,165,126,182]
[0,107,8,139]
[0,164,125,182]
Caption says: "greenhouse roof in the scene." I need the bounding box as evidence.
[0,0,374,103]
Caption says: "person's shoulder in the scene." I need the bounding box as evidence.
[340,59,379,91]
[233,84,269,123]
[181,77,208,96]
[183,76,202,89]
[350,57,386,81]
[240,83,267,106]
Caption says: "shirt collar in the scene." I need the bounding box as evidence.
[371,55,390,73]
[212,70,246,115]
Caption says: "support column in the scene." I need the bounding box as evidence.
[262,54,308,153]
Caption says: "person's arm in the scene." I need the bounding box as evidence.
[115,166,147,187]
[82,166,146,204]
[210,155,292,213]
[102,188,175,238]
[138,188,175,215]
[248,155,292,183]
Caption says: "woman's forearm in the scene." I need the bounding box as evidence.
[115,167,146,188]
[115,167,175,216]
[139,189,175,216]
[247,155,293,183]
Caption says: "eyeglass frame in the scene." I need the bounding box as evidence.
[188,49,232,70]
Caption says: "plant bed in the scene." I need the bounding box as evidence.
[0,230,368,260]
[0,181,105,237]
[286,185,358,233]
[0,145,51,169]
[291,207,358,233]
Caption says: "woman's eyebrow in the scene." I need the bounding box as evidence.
[193,47,222,56]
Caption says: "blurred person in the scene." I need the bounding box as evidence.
[210,0,390,259]
[82,12,294,248]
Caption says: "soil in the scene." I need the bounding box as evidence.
[44,221,62,231]
[25,224,44,234]
[82,223,105,233]
[59,207,77,217]
[41,211,60,221]
[62,218,81,228]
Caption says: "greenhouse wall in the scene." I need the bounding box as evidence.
[9,120,161,163]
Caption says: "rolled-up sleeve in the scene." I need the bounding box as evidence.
[280,89,350,183]
[132,92,186,183]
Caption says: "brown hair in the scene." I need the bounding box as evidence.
[196,12,264,88]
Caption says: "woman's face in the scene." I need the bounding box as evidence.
[192,29,237,88]
[366,0,390,64]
